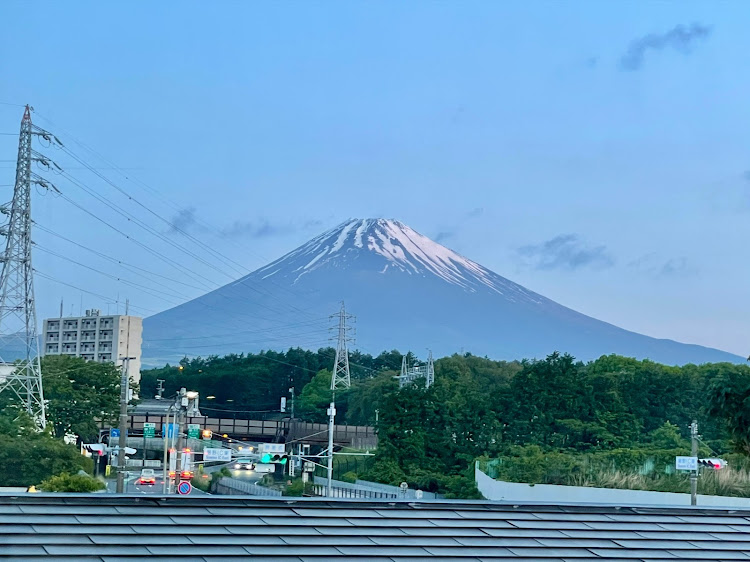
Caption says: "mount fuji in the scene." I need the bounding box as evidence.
[142,219,742,366]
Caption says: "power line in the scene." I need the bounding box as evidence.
[34,224,208,292]
[54,171,313,322]
[31,109,329,316]
[34,270,157,315]
[35,245,187,305]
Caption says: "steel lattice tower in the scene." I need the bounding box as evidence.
[330,302,352,391]
[0,106,46,426]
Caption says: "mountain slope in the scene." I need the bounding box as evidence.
[142,219,743,366]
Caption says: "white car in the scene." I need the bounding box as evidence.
[139,468,156,485]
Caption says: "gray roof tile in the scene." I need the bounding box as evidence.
[427,546,517,557]
[45,544,151,555]
[0,545,48,555]
[667,550,750,559]
[589,548,676,558]
[7,495,750,559]
[338,545,433,556]
[508,548,601,557]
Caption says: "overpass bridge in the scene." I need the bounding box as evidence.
[102,414,377,449]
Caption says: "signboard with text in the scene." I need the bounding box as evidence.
[676,456,698,471]
[204,448,232,462]
[143,423,155,438]
[187,424,200,439]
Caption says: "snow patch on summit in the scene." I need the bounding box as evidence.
[250,218,543,304]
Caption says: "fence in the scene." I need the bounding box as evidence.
[474,462,750,507]
[213,477,282,497]
[312,454,374,482]
[311,476,397,499]
[311,476,441,500]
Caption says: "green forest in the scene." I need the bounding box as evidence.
[141,349,750,498]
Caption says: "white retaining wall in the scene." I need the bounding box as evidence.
[475,463,750,507]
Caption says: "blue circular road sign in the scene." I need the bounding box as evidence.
[178,481,192,495]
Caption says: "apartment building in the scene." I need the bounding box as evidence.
[42,309,143,382]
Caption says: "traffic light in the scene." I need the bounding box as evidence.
[698,458,727,470]
[82,444,106,456]
[202,429,212,440]
[261,453,289,464]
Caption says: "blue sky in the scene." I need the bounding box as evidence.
[1,1,749,356]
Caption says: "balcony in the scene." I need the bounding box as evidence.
[46,334,59,342]
[99,331,113,340]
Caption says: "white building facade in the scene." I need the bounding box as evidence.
[42,309,143,382]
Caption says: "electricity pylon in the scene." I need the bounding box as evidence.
[0,106,59,427]
[326,302,353,496]
[330,302,353,391]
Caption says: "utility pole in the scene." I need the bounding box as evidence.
[115,356,136,494]
[690,420,698,506]
[327,401,336,496]
[0,105,60,427]
[289,386,295,420]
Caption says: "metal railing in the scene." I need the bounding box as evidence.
[110,414,377,446]
[213,477,282,497]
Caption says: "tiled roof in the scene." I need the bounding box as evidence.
[3,494,750,560]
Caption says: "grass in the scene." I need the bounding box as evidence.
[482,450,750,498]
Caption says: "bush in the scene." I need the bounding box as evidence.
[192,475,211,492]
[40,472,104,493]
[0,433,93,487]
[340,471,358,483]
[283,478,314,496]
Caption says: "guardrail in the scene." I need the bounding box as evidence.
[213,477,282,497]
[311,476,441,500]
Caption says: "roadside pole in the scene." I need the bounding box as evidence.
[115,358,131,494]
[326,401,336,497]
[690,420,698,506]
[162,402,174,494]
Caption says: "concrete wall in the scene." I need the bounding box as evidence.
[475,463,750,507]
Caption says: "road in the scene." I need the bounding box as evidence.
[106,473,207,496]
[105,440,268,496]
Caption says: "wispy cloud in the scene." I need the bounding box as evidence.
[434,231,454,243]
[467,207,484,219]
[220,218,324,239]
[628,253,698,278]
[518,234,614,271]
[167,207,202,234]
[619,23,711,71]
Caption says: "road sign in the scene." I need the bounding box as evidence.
[187,424,200,439]
[676,456,698,471]
[109,428,120,438]
[260,443,285,454]
[162,423,177,438]
[177,481,192,495]
[143,423,156,438]
[204,448,232,462]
